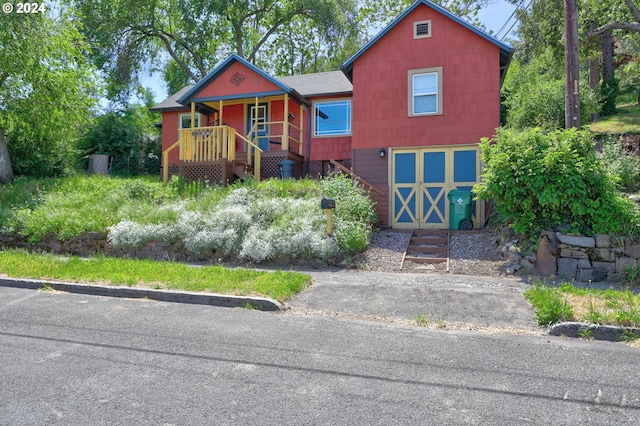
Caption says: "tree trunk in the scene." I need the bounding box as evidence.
[0,126,14,184]
[602,30,613,81]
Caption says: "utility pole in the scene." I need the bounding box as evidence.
[564,0,580,129]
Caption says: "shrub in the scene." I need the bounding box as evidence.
[320,172,378,253]
[474,128,640,237]
[501,52,597,131]
[598,136,640,192]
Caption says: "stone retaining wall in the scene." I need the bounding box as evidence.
[0,233,196,262]
[535,231,640,282]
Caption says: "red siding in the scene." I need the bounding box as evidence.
[195,62,282,100]
[161,110,185,167]
[350,4,501,150]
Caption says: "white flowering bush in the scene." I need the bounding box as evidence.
[108,174,375,262]
[108,220,178,247]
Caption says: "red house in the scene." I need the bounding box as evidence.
[151,0,513,229]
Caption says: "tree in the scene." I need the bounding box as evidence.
[75,0,496,100]
[0,9,99,182]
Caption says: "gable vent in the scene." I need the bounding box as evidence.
[414,20,431,39]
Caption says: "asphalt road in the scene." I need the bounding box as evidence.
[2,286,640,425]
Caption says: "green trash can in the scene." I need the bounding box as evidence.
[448,190,474,230]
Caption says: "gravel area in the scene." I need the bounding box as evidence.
[353,229,508,277]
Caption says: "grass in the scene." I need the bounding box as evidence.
[587,103,640,135]
[0,250,311,302]
[525,281,640,329]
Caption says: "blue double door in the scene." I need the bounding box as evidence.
[391,147,479,229]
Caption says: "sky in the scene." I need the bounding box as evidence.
[142,0,519,104]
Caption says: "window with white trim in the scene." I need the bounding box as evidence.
[179,113,201,129]
[408,67,443,116]
[413,20,431,39]
[313,100,351,136]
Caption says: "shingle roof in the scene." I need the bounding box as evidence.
[149,85,193,112]
[276,71,352,97]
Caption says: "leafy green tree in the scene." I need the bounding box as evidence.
[80,98,161,176]
[0,9,99,182]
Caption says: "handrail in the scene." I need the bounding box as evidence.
[247,120,303,154]
[237,130,263,182]
[162,140,181,184]
[329,159,387,197]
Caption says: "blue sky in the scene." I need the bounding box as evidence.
[143,0,518,104]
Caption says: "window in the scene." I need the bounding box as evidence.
[408,67,443,116]
[413,20,431,39]
[179,113,201,129]
[314,100,352,136]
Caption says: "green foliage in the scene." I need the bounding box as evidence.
[474,128,640,237]
[524,284,574,325]
[1,175,377,261]
[0,9,100,178]
[1,175,174,241]
[321,172,378,253]
[598,136,640,192]
[79,106,161,175]
[501,55,565,130]
[501,53,597,131]
[0,250,311,302]
[599,77,620,116]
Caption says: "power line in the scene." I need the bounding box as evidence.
[495,0,525,39]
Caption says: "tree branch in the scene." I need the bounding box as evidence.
[625,0,640,22]
[588,21,640,37]
[155,32,201,83]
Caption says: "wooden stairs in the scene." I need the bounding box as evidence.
[401,229,450,271]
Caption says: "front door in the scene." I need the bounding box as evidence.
[247,103,269,151]
[391,146,480,229]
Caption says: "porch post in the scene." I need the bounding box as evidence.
[190,102,196,128]
[219,100,223,124]
[283,94,289,151]
[254,96,259,143]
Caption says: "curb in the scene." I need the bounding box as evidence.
[0,277,283,311]
[548,321,640,342]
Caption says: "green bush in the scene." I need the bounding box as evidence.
[474,128,640,237]
[501,53,598,131]
[320,172,378,253]
[598,136,640,192]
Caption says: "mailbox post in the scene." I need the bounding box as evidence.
[321,198,336,235]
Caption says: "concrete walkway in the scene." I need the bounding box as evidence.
[290,269,538,329]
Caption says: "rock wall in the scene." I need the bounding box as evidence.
[535,231,640,282]
[0,232,196,262]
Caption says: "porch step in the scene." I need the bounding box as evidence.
[233,161,268,181]
[401,229,450,270]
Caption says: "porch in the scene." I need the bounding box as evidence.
[162,94,306,184]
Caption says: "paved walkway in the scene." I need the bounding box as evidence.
[289,269,539,330]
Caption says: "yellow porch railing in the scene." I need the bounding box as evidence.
[179,126,235,162]
[162,125,264,183]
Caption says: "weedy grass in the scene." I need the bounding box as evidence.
[0,250,311,302]
[525,281,640,329]
[524,283,574,325]
[587,103,640,135]
[0,173,377,257]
